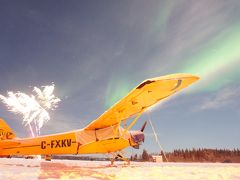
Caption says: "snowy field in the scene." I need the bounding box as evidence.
[0,158,240,180]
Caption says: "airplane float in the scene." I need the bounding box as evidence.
[0,73,199,164]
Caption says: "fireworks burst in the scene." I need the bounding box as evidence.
[0,84,60,137]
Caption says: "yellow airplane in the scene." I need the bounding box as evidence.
[0,73,199,163]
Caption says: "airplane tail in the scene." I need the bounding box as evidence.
[0,118,16,140]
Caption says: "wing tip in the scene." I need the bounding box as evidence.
[150,73,200,81]
[139,73,200,88]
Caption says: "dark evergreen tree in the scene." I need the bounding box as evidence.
[142,149,149,161]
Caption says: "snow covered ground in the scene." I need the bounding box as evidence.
[0,158,240,180]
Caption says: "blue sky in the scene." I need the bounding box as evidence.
[0,0,239,153]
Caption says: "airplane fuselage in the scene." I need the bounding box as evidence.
[0,127,133,156]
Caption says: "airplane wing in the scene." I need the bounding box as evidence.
[85,73,199,130]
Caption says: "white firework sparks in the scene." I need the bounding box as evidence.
[33,84,60,110]
[0,84,60,137]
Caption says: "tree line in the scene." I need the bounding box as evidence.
[130,148,240,163]
[50,148,240,163]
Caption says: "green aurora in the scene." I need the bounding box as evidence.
[179,25,240,91]
[104,3,240,107]
[104,76,135,109]
[104,2,177,108]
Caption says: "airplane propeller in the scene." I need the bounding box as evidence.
[140,121,147,132]
[130,121,147,149]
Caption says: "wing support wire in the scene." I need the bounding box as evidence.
[121,108,145,138]
[147,111,168,162]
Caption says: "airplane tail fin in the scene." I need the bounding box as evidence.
[0,118,16,140]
